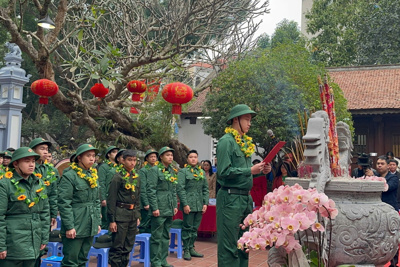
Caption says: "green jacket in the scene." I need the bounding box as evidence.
[138,166,151,208]
[57,168,101,238]
[98,162,118,201]
[0,172,50,260]
[177,167,209,212]
[107,170,140,223]
[216,133,253,190]
[147,165,177,217]
[35,162,59,219]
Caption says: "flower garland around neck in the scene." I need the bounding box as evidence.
[225,127,255,157]
[115,164,138,191]
[4,171,47,208]
[0,166,10,179]
[158,162,178,184]
[104,159,118,168]
[70,162,98,188]
[39,160,57,186]
[144,161,159,169]
[184,164,205,180]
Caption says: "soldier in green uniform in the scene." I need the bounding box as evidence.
[98,146,119,230]
[177,149,209,261]
[58,144,101,267]
[138,148,158,233]
[107,150,141,267]
[216,104,271,267]
[0,147,50,267]
[2,151,12,168]
[148,146,178,267]
[29,138,59,228]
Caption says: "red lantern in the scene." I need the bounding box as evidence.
[130,107,139,114]
[127,80,147,101]
[30,79,59,104]
[147,83,160,102]
[90,83,109,100]
[162,82,194,114]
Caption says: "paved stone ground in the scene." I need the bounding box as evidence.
[87,233,269,267]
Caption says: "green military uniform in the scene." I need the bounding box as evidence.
[107,165,140,267]
[30,138,60,223]
[138,149,159,234]
[58,144,101,267]
[148,147,178,267]
[98,146,119,230]
[216,104,256,267]
[34,162,59,219]
[0,147,50,267]
[177,164,209,258]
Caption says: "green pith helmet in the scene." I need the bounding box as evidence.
[145,149,159,161]
[9,147,40,166]
[73,144,99,163]
[158,146,174,157]
[69,153,76,163]
[104,146,119,159]
[226,104,257,125]
[4,151,13,159]
[0,151,4,157]
[29,137,52,149]
[115,149,126,164]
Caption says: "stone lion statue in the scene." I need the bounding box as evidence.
[5,42,22,57]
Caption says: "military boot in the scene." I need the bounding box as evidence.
[183,250,191,260]
[189,248,204,257]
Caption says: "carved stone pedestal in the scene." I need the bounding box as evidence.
[286,178,400,267]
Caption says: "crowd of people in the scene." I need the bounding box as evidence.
[0,137,219,267]
[2,103,399,267]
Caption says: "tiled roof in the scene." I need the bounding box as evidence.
[329,65,400,111]
[184,87,209,114]
[185,65,400,115]
[190,62,213,68]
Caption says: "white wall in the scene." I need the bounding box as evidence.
[177,117,215,162]
[301,0,314,39]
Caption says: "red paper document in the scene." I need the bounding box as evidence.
[263,141,286,164]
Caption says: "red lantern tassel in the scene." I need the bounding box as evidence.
[171,104,182,115]
[130,107,139,114]
[132,94,141,101]
[39,97,49,104]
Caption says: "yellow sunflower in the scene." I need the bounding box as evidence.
[18,195,27,201]
[28,202,35,208]
[125,184,132,190]
[44,181,50,186]
[36,188,44,193]
[5,172,13,179]
[35,173,43,178]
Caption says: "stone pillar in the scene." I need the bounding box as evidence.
[0,43,30,150]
